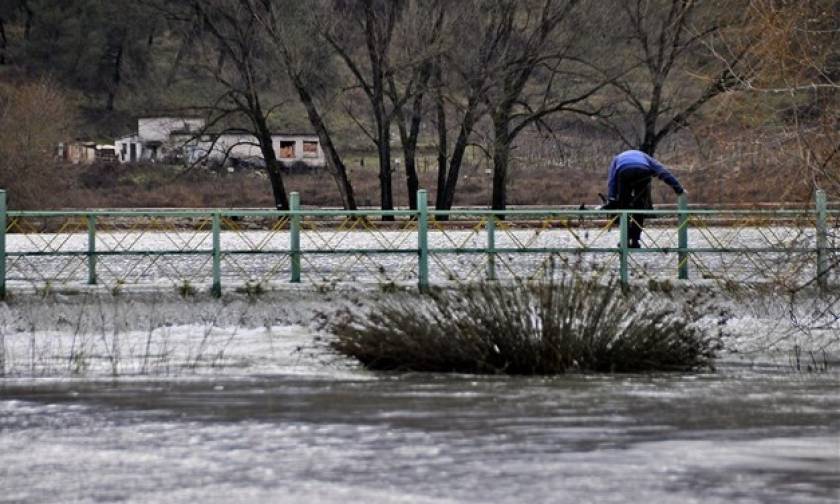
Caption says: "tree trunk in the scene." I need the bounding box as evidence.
[22,1,33,41]
[394,10,441,211]
[254,117,289,210]
[639,128,658,156]
[397,118,419,210]
[106,40,124,112]
[166,30,194,86]
[389,57,433,211]
[491,112,511,213]
[639,104,660,155]
[401,87,426,210]
[434,65,448,210]
[363,0,395,220]
[439,96,479,213]
[0,17,7,65]
[393,86,425,210]
[377,114,394,220]
[436,128,471,217]
[264,155,290,211]
[404,142,419,210]
[292,78,357,210]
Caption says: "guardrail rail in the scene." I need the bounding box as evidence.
[0,189,836,297]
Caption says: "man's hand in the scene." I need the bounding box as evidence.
[600,199,620,210]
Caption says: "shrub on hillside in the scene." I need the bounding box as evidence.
[0,79,73,209]
[79,163,124,189]
[329,276,718,374]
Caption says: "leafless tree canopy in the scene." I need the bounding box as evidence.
[0,0,836,209]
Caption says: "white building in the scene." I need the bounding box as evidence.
[115,117,205,163]
[139,117,206,143]
[171,131,325,167]
[115,117,325,168]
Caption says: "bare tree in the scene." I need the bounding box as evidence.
[173,0,290,209]
[482,0,617,211]
[251,0,358,210]
[319,0,400,218]
[599,0,752,156]
[727,0,840,195]
[0,6,8,65]
[0,79,72,208]
[385,0,449,210]
[431,0,606,212]
[434,1,509,212]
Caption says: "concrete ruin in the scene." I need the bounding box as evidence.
[114,117,325,167]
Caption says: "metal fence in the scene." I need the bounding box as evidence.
[1,189,837,296]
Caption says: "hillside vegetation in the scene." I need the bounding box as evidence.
[0,0,837,209]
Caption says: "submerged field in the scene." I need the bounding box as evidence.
[6,223,831,292]
[0,287,837,377]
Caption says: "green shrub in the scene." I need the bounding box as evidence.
[329,276,718,374]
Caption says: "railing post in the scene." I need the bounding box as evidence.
[417,189,429,291]
[486,215,496,281]
[87,214,97,285]
[290,192,301,283]
[211,211,221,297]
[0,190,5,299]
[678,193,689,280]
[619,211,629,285]
[816,189,828,289]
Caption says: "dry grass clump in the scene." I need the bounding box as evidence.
[329,277,718,374]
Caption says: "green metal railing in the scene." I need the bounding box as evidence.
[0,189,837,297]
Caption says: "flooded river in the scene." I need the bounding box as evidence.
[2,364,838,503]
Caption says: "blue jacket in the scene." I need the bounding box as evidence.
[607,150,684,201]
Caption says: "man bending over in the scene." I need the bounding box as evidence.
[602,150,685,248]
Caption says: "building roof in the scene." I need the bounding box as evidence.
[136,115,205,120]
[270,133,319,138]
[169,129,319,139]
[115,132,140,142]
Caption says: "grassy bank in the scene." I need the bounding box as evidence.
[10,155,823,211]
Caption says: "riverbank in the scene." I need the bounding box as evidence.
[7,160,825,211]
[0,283,837,378]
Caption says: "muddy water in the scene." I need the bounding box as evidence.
[1,365,839,503]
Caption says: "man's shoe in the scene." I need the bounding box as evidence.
[617,242,642,249]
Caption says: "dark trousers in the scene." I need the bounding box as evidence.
[616,166,652,245]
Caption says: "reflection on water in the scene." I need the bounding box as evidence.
[1,365,839,504]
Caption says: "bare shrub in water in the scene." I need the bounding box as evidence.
[330,277,717,374]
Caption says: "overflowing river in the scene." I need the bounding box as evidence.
[2,362,838,503]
